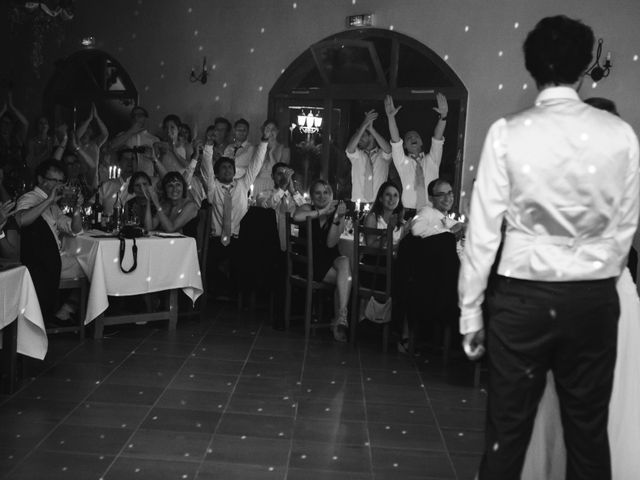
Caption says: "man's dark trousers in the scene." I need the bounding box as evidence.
[479,276,619,480]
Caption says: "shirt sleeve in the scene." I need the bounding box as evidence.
[458,119,510,334]
[390,140,409,174]
[616,123,640,265]
[201,146,216,203]
[242,141,268,187]
[427,137,444,170]
[345,149,362,164]
[257,188,286,209]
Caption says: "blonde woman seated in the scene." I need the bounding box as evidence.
[364,181,409,248]
[293,179,351,342]
[143,171,198,233]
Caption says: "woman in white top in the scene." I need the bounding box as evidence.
[364,181,408,247]
[75,103,109,189]
[153,114,189,173]
[252,119,290,197]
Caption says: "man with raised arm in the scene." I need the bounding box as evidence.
[345,109,391,204]
[384,92,448,216]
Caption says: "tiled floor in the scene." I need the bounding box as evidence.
[0,305,485,480]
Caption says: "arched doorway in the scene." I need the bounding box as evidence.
[269,28,468,205]
[43,49,138,134]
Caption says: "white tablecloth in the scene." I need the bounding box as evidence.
[0,265,47,360]
[63,234,203,325]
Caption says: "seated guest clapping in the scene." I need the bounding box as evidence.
[142,171,198,233]
[411,178,464,240]
[294,180,351,342]
[364,181,408,248]
[257,162,305,251]
[124,171,154,226]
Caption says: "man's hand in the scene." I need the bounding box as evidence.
[433,92,448,118]
[362,110,378,129]
[384,95,402,118]
[462,329,486,361]
[48,184,64,204]
[450,222,466,241]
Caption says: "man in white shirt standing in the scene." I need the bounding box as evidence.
[459,16,639,480]
[256,162,306,329]
[384,93,448,216]
[15,159,84,323]
[345,109,391,204]
[223,119,255,179]
[201,138,267,299]
[109,106,159,178]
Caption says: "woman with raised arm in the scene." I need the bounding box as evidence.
[143,172,198,234]
[74,103,109,189]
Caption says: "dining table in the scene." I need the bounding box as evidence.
[63,231,204,338]
[0,263,47,392]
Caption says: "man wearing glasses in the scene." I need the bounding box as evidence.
[15,159,84,324]
[411,178,464,239]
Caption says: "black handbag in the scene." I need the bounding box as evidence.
[118,225,145,273]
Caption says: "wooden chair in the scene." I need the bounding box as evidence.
[46,276,89,337]
[180,201,212,321]
[349,220,394,352]
[284,214,333,340]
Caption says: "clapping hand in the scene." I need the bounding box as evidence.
[362,110,378,129]
[320,200,339,217]
[433,92,448,118]
[384,95,402,117]
[0,200,15,231]
[335,200,347,219]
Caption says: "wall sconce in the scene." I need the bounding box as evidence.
[297,110,323,134]
[81,36,96,49]
[190,56,208,84]
[588,39,612,82]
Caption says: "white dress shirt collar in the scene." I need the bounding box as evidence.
[535,86,580,105]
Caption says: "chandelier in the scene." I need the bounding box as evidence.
[297,110,323,134]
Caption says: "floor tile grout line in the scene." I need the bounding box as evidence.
[96,307,225,480]
[415,362,460,480]
[355,344,375,479]
[192,306,272,480]
[2,329,156,479]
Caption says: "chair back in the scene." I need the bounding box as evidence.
[352,219,394,300]
[285,213,314,282]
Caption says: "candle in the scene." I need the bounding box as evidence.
[355,198,361,212]
[460,214,466,223]
[109,166,113,179]
[117,167,121,178]
[250,184,254,198]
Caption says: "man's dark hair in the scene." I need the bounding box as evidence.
[234,118,249,129]
[427,178,451,197]
[214,156,235,176]
[213,117,232,133]
[162,114,181,128]
[523,15,595,86]
[161,171,188,199]
[35,159,67,181]
[130,106,149,118]
[271,162,289,177]
[584,97,619,116]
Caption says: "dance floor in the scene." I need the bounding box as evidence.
[0,304,485,480]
